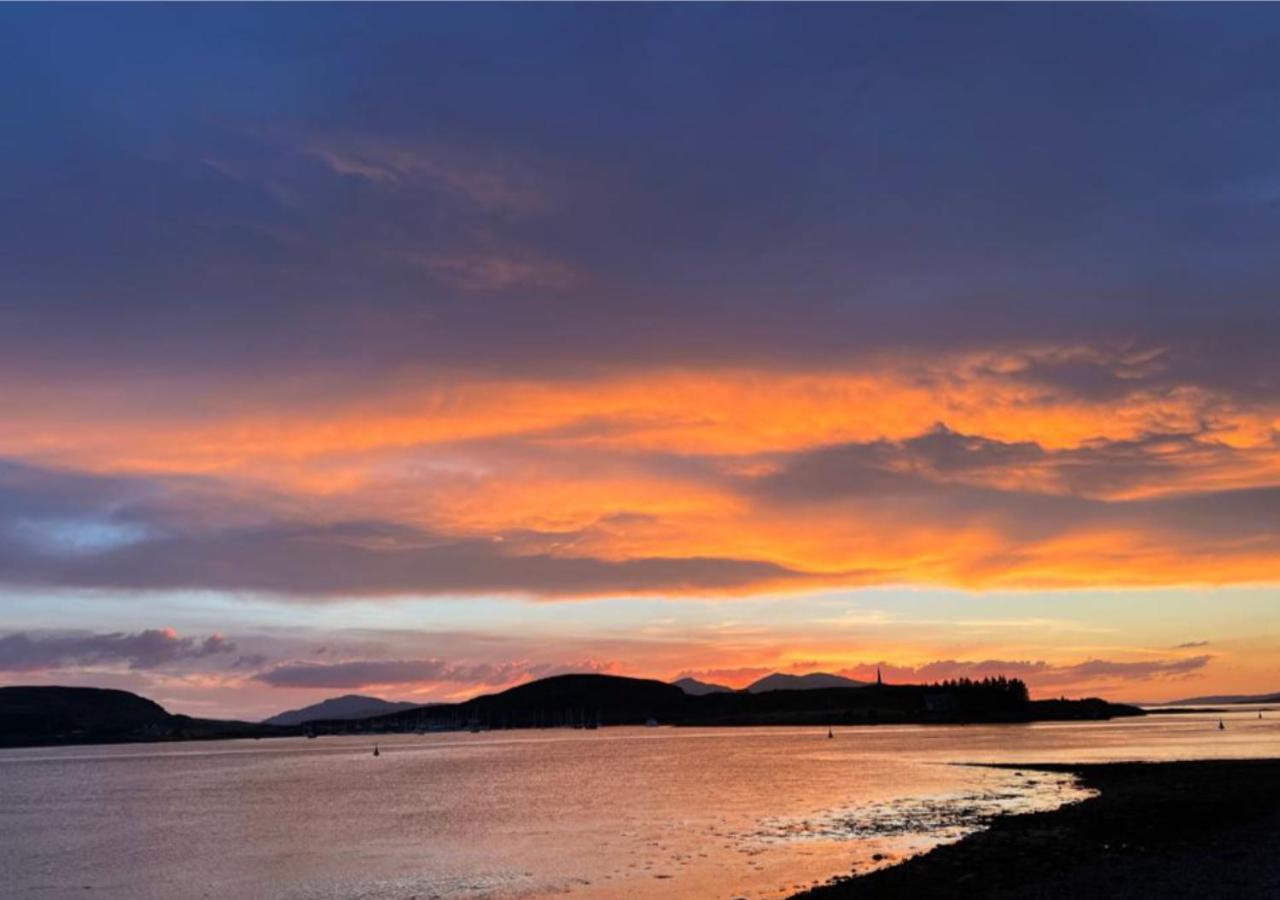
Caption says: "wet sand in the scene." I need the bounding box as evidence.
[793,758,1280,899]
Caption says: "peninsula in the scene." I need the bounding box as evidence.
[0,674,1143,749]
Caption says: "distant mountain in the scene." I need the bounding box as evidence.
[1157,691,1280,706]
[673,677,733,695]
[745,672,869,693]
[0,686,294,748]
[263,694,419,726]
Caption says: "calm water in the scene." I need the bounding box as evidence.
[2,709,1277,899]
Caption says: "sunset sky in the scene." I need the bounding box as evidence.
[3,5,1279,718]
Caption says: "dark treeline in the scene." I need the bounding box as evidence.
[925,676,1031,709]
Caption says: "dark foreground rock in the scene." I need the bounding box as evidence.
[794,759,1280,899]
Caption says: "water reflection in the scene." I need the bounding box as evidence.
[1,709,1275,899]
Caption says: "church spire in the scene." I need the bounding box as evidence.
[876,666,882,686]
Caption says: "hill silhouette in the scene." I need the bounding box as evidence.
[263,694,418,726]
[437,674,686,727]
[0,686,296,748]
[673,677,732,695]
[745,672,869,693]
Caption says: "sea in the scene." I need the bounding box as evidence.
[2,708,1277,899]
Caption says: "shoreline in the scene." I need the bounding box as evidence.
[792,758,1280,899]
[1,713,1144,752]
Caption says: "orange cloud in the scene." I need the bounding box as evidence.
[2,347,1279,596]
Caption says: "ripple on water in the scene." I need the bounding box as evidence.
[729,768,1094,875]
[280,870,545,899]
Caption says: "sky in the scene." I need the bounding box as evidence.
[2,5,1279,719]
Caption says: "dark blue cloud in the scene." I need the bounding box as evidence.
[0,629,235,671]
[2,5,1280,388]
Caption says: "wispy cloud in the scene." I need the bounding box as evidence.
[413,251,577,292]
[305,137,544,215]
